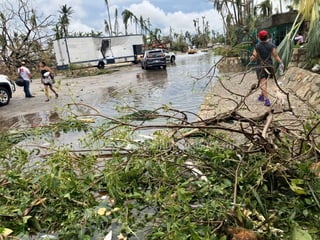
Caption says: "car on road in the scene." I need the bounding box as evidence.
[187,48,197,54]
[141,49,166,70]
[163,49,176,63]
[0,74,15,106]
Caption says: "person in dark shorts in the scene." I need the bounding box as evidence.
[250,30,284,106]
[39,61,58,102]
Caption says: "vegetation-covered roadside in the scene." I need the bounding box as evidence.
[0,101,319,239]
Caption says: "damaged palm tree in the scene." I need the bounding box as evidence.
[277,0,320,68]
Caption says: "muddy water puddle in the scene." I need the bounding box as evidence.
[0,111,60,129]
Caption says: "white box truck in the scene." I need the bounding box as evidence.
[53,35,143,70]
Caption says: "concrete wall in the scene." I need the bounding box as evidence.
[217,57,247,73]
[282,66,320,108]
[289,48,307,68]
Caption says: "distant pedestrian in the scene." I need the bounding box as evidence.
[18,61,34,98]
[294,33,304,46]
[250,30,284,107]
[39,61,58,102]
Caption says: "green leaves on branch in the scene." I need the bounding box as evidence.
[0,114,319,239]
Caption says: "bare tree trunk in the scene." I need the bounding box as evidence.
[105,0,113,36]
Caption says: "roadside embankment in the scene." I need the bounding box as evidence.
[199,67,320,150]
[199,67,320,119]
[281,67,320,107]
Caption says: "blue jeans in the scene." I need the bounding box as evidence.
[24,80,32,97]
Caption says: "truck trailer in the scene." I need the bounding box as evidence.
[53,35,143,70]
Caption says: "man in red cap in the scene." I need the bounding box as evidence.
[250,30,284,106]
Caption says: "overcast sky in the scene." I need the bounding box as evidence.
[32,0,224,36]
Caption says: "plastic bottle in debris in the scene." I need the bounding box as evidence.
[278,63,284,76]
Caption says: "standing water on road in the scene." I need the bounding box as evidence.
[98,52,220,121]
[0,52,220,132]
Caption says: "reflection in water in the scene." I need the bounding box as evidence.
[136,69,168,88]
[0,111,60,130]
[101,52,219,121]
[134,70,169,105]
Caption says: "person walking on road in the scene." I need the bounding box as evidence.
[18,61,34,98]
[250,30,284,107]
[39,61,58,102]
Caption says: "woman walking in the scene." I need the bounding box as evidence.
[39,61,58,102]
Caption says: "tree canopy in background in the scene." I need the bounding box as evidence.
[0,0,54,74]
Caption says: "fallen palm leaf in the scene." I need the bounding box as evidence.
[79,118,95,123]
[0,228,13,238]
[291,223,313,240]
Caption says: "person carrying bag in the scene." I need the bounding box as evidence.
[39,61,58,102]
[18,61,34,98]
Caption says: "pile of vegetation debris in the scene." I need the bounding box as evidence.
[0,99,319,239]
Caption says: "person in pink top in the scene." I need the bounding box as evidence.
[295,33,304,46]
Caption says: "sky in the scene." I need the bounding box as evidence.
[31,0,224,36]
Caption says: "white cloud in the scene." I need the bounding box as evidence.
[125,0,223,35]
[69,20,94,34]
[32,0,223,36]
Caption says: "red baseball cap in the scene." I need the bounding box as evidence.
[258,30,269,40]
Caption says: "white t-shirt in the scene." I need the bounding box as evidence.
[18,66,31,81]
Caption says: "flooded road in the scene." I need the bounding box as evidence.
[97,52,220,120]
[0,52,220,129]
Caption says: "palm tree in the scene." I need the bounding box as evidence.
[133,16,139,34]
[298,0,320,58]
[58,4,73,37]
[53,24,63,39]
[285,0,300,12]
[114,8,119,36]
[139,15,145,34]
[104,20,111,36]
[277,0,320,68]
[185,31,192,44]
[154,28,162,43]
[122,9,134,35]
[104,0,113,36]
[146,18,151,33]
[254,0,272,18]
[211,0,258,44]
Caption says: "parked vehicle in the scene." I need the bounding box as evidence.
[163,49,176,63]
[141,49,166,70]
[187,46,197,54]
[137,49,175,64]
[53,35,143,70]
[0,74,15,106]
